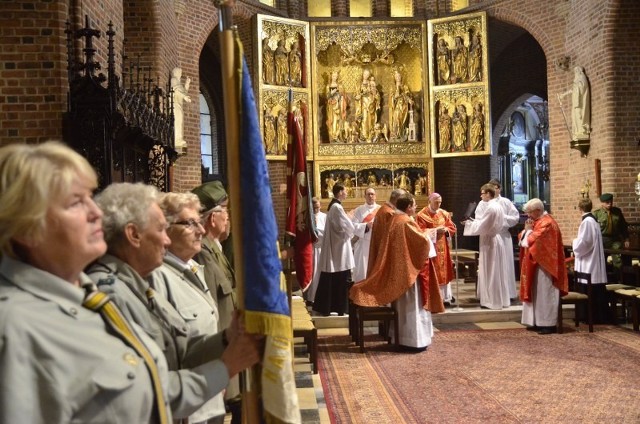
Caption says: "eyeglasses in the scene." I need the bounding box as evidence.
[172,218,204,230]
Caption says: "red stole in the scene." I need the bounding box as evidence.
[415,207,456,287]
[519,214,568,302]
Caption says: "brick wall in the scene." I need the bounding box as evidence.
[474,0,640,243]
[0,1,68,144]
[2,0,639,245]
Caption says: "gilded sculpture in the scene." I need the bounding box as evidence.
[274,40,289,86]
[470,102,485,151]
[428,12,490,158]
[289,41,302,87]
[452,103,468,151]
[262,37,275,85]
[389,67,413,142]
[325,69,348,143]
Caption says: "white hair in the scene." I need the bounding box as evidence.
[523,198,544,213]
[96,183,160,249]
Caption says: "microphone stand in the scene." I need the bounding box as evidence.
[451,224,463,311]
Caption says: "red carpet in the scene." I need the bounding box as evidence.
[318,327,640,423]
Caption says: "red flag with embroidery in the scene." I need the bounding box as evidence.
[285,90,316,290]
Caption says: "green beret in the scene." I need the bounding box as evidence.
[191,181,228,213]
[599,193,613,202]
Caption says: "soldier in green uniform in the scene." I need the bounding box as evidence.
[592,193,630,269]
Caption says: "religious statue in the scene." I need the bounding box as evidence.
[276,109,288,155]
[468,32,482,82]
[325,69,347,143]
[414,176,423,196]
[354,68,372,133]
[452,36,468,83]
[343,173,354,197]
[367,171,378,187]
[293,100,305,137]
[170,67,191,152]
[361,76,381,141]
[262,38,275,85]
[396,170,411,191]
[560,66,591,140]
[452,104,468,151]
[263,108,277,154]
[288,41,302,87]
[370,123,388,143]
[274,40,288,86]
[470,102,485,151]
[389,68,413,141]
[325,173,336,198]
[436,38,451,85]
[438,105,452,153]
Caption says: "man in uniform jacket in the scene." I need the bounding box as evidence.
[191,180,242,423]
[592,192,630,269]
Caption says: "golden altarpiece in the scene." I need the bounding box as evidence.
[253,12,490,207]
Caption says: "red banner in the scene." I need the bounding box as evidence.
[285,95,316,290]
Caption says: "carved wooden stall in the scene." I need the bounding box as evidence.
[63,16,176,191]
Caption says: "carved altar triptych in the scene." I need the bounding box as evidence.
[253,13,489,199]
[428,12,491,157]
[255,15,312,160]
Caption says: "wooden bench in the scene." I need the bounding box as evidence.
[291,297,318,373]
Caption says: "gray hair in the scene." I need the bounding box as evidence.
[389,188,406,205]
[159,192,201,224]
[95,183,160,249]
[523,198,544,213]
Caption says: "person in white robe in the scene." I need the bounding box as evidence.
[389,195,436,350]
[463,184,511,310]
[519,198,568,334]
[350,187,379,283]
[487,179,521,300]
[313,183,355,316]
[306,197,326,304]
[572,198,609,323]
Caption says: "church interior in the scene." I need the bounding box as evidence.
[1,0,640,422]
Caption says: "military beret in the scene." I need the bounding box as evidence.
[191,181,228,213]
[599,193,613,202]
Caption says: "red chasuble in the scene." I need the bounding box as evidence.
[519,213,569,302]
[415,207,457,287]
[350,213,445,313]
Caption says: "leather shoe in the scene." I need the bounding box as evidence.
[525,326,538,332]
[536,326,557,335]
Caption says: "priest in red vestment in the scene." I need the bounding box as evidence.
[366,188,406,276]
[350,194,444,349]
[415,192,457,305]
[519,198,568,334]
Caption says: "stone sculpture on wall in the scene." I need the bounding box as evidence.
[170,67,191,153]
[560,66,591,141]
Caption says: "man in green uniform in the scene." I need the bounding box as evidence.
[592,193,630,269]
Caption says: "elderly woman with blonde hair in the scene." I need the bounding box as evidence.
[154,191,226,424]
[0,141,173,423]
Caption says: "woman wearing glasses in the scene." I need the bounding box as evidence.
[155,192,226,424]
